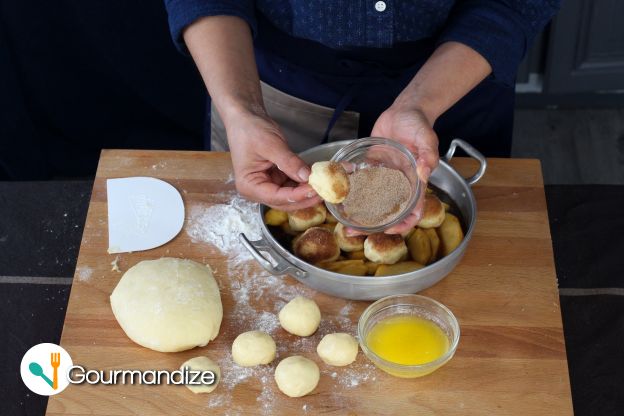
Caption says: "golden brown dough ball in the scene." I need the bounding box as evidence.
[325,212,339,224]
[264,208,288,226]
[407,228,431,265]
[417,194,446,229]
[293,227,341,264]
[288,204,327,231]
[363,233,408,265]
[374,261,424,276]
[334,222,366,252]
[437,213,464,256]
[308,161,350,204]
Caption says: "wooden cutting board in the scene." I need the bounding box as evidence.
[46,150,573,415]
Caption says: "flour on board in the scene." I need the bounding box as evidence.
[185,192,378,413]
[186,194,261,259]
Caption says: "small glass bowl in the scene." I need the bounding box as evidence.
[357,294,460,378]
[327,137,421,233]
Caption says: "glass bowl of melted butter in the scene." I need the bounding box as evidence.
[327,137,421,234]
[358,294,460,378]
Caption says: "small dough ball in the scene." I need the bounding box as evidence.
[346,250,366,260]
[318,259,367,276]
[280,221,301,236]
[437,213,464,256]
[325,212,339,224]
[418,194,446,229]
[274,356,320,398]
[317,333,359,366]
[317,222,336,233]
[232,330,276,367]
[364,233,408,265]
[110,258,222,352]
[293,227,340,264]
[308,161,350,203]
[424,228,441,262]
[401,227,415,240]
[288,204,327,231]
[180,356,220,394]
[264,208,288,226]
[374,261,424,276]
[407,228,432,265]
[279,296,321,336]
[334,222,366,252]
[365,261,381,275]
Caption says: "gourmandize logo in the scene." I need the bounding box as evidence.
[29,352,61,390]
[21,343,217,394]
[20,343,73,396]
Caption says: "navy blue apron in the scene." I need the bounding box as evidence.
[245,13,514,158]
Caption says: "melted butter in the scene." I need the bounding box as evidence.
[366,315,449,365]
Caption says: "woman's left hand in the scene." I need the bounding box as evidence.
[370,104,439,235]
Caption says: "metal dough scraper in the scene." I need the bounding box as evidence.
[106,177,185,254]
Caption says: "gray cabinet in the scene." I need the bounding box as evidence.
[544,0,624,93]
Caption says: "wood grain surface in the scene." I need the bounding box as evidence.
[46,150,573,415]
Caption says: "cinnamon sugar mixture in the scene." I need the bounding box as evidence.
[341,166,411,226]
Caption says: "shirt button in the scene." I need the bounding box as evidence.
[374,1,386,12]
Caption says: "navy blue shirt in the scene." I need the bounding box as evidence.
[165,0,559,86]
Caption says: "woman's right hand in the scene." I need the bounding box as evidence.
[226,109,322,211]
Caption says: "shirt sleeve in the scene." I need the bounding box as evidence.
[437,0,561,86]
[164,0,256,54]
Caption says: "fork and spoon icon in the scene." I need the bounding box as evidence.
[29,352,61,389]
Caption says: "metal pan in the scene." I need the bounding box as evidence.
[240,139,486,300]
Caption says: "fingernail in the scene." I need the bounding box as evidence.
[306,192,315,198]
[298,167,310,182]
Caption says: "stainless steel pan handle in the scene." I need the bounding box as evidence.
[239,233,307,279]
[443,138,487,186]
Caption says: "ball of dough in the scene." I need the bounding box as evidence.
[293,227,340,264]
[279,296,321,336]
[316,333,359,366]
[325,212,339,224]
[308,161,350,204]
[417,194,446,229]
[232,330,276,367]
[110,258,222,352]
[180,356,220,394]
[288,204,327,231]
[334,222,365,252]
[364,233,408,265]
[274,356,320,398]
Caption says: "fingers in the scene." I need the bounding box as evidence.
[416,146,439,183]
[264,141,311,183]
[417,164,432,183]
[345,227,368,237]
[384,212,419,235]
[385,188,426,234]
[237,171,313,203]
[268,167,288,186]
[269,196,324,212]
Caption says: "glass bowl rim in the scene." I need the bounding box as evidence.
[357,294,461,372]
[327,137,421,233]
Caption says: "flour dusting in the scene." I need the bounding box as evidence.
[77,266,93,282]
[186,194,261,259]
[187,191,378,414]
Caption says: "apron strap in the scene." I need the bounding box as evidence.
[322,84,359,144]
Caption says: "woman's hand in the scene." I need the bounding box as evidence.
[226,109,322,211]
[370,104,439,234]
[184,16,320,211]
